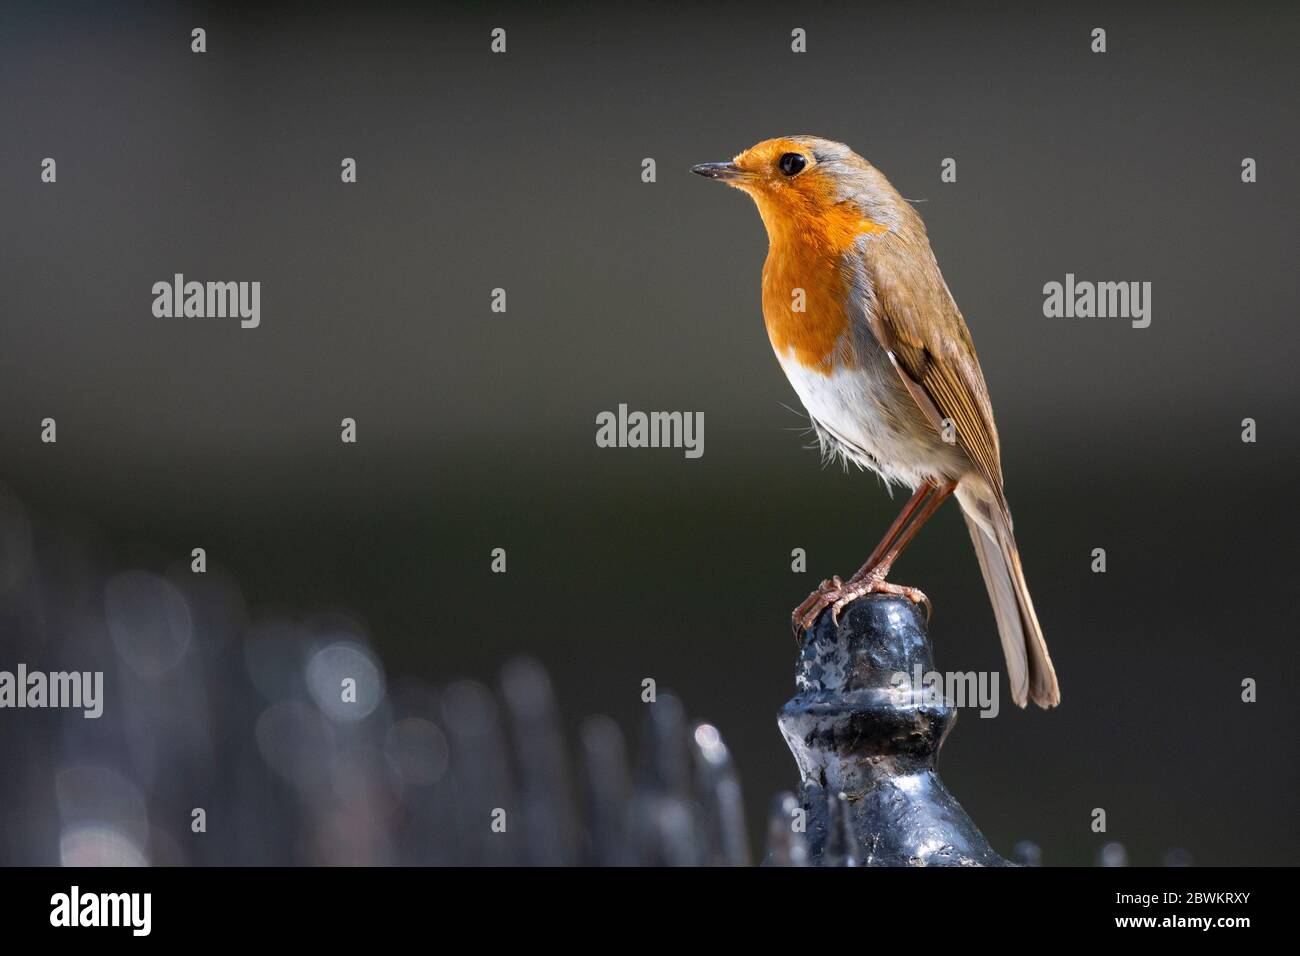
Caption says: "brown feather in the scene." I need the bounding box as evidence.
[862,222,1004,495]
[862,208,1060,708]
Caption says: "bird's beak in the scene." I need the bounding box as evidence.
[691,161,745,183]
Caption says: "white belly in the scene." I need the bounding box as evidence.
[774,344,963,489]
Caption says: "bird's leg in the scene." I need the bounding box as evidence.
[852,481,938,574]
[846,479,956,585]
[792,480,957,635]
[829,480,957,619]
[791,482,935,635]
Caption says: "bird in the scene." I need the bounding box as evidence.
[692,135,1059,709]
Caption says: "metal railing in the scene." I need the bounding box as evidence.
[0,484,1186,866]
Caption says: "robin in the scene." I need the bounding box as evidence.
[693,135,1059,708]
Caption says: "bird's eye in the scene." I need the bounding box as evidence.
[778,153,807,176]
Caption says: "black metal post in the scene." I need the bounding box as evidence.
[778,594,1011,866]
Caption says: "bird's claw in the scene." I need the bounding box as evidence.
[791,572,931,637]
[790,575,843,638]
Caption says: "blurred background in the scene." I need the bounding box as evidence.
[0,0,1297,865]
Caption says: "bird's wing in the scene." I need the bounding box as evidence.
[862,234,1005,494]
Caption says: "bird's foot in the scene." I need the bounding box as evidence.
[791,570,929,636]
[791,575,845,638]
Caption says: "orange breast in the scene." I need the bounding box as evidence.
[758,205,886,374]
[761,248,849,374]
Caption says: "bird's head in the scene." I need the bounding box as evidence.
[692,135,900,249]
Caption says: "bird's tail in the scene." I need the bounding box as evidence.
[956,479,1060,709]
